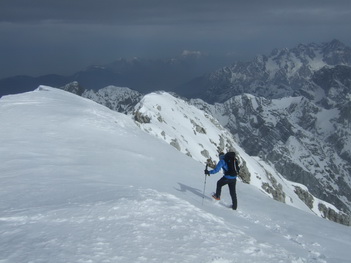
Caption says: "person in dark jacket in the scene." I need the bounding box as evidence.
[205,152,240,210]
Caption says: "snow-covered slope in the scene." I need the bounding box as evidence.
[190,93,351,225]
[1,87,351,262]
[133,91,235,163]
[131,91,350,223]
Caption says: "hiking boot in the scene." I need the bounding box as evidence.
[212,194,220,200]
[231,205,237,210]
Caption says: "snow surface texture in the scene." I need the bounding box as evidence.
[1,87,350,263]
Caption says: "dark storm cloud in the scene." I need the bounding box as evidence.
[1,0,351,78]
[0,0,346,25]
[2,0,350,25]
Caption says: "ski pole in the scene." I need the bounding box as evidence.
[202,164,208,205]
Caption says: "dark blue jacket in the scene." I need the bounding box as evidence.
[209,155,238,179]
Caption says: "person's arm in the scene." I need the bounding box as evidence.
[209,160,224,174]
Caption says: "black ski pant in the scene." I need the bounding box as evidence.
[216,177,237,209]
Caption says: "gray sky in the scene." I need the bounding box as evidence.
[1,0,351,78]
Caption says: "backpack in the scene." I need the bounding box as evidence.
[223,152,239,176]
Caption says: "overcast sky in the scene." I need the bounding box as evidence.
[1,0,351,78]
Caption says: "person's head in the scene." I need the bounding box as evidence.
[219,152,225,159]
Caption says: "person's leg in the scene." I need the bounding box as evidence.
[228,179,237,210]
[215,177,227,198]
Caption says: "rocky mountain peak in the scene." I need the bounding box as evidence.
[322,39,347,53]
[176,39,351,104]
[60,81,85,96]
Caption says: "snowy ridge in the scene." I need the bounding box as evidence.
[190,93,351,224]
[131,91,343,218]
[133,91,235,163]
[1,87,351,262]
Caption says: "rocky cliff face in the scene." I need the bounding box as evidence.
[60,81,85,96]
[82,86,143,114]
[61,83,143,114]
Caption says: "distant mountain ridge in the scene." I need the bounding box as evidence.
[176,39,351,103]
[0,53,230,98]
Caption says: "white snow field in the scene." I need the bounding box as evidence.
[0,87,350,263]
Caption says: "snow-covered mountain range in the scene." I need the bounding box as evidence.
[1,87,350,262]
[176,39,351,103]
[58,81,350,225]
[132,91,346,220]
[57,40,351,226]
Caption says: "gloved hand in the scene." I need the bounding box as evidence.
[204,169,210,176]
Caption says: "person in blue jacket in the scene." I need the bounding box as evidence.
[205,152,239,210]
